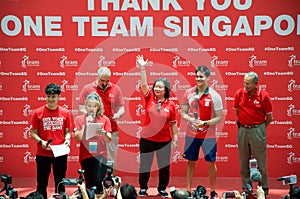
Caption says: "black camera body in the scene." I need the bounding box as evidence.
[0,174,18,199]
[103,161,119,188]
[192,185,209,199]
[62,169,85,186]
[52,193,69,199]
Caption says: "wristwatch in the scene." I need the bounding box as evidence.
[39,139,42,145]
[203,122,208,126]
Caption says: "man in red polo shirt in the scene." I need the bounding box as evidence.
[79,67,125,174]
[233,71,273,195]
[181,66,223,199]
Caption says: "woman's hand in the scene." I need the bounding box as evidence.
[136,55,148,68]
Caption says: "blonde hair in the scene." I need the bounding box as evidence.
[85,92,104,116]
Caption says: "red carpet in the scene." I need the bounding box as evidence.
[12,177,292,199]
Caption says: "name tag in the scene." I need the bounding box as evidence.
[89,142,98,153]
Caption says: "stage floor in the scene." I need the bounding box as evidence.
[13,177,291,199]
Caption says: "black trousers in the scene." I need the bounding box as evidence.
[139,138,171,190]
[81,155,107,193]
[36,154,68,199]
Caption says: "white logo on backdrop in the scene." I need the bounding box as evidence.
[23,126,31,139]
[172,79,190,92]
[21,55,39,68]
[249,55,267,68]
[136,126,142,138]
[287,152,300,165]
[22,80,40,92]
[287,79,300,92]
[23,104,33,117]
[211,55,229,68]
[60,80,78,92]
[24,151,35,164]
[288,54,300,67]
[135,104,145,117]
[98,55,115,67]
[60,55,78,68]
[287,104,300,117]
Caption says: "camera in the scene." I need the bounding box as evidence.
[103,161,119,188]
[0,174,18,199]
[52,193,69,199]
[278,175,297,185]
[170,186,191,199]
[192,185,209,199]
[222,191,236,198]
[62,169,85,186]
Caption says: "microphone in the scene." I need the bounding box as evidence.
[194,112,198,119]
[46,138,53,147]
[246,183,253,193]
[87,111,94,123]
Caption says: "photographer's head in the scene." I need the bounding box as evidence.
[24,191,44,199]
[119,184,137,199]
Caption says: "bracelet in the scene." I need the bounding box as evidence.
[39,139,42,145]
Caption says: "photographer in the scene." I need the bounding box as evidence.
[69,183,89,199]
[0,174,18,199]
[99,177,137,199]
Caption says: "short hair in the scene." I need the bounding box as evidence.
[245,71,259,83]
[152,78,171,99]
[195,66,210,77]
[97,67,111,77]
[45,83,61,95]
[25,191,44,199]
[85,92,104,116]
[291,186,300,199]
[120,183,137,199]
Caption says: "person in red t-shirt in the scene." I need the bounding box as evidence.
[79,67,124,174]
[74,92,112,194]
[233,71,273,195]
[30,83,72,199]
[136,55,178,198]
[181,66,223,199]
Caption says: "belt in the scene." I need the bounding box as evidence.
[240,122,264,129]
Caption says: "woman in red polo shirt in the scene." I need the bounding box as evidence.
[74,92,112,194]
[136,55,178,198]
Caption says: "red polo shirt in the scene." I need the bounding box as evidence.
[233,86,273,125]
[182,86,223,138]
[74,114,112,163]
[79,81,124,132]
[141,91,177,142]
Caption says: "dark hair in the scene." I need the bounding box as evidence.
[25,191,44,199]
[120,183,137,199]
[195,66,210,77]
[152,78,171,99]
[45,83,61,95]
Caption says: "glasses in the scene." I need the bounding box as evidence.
[157,101,162,111]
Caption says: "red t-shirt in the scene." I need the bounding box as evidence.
[74,114,112,163]
[79,81,124,132]
[31,105,71,157]
[182,86,223,138]
[233,86,273,125]
[141,91,177,142]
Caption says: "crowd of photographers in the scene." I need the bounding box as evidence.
[1,172,300,199]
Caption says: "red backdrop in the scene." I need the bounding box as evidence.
[0,0,299,179]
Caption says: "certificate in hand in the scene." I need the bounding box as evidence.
[86,123,104,140]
